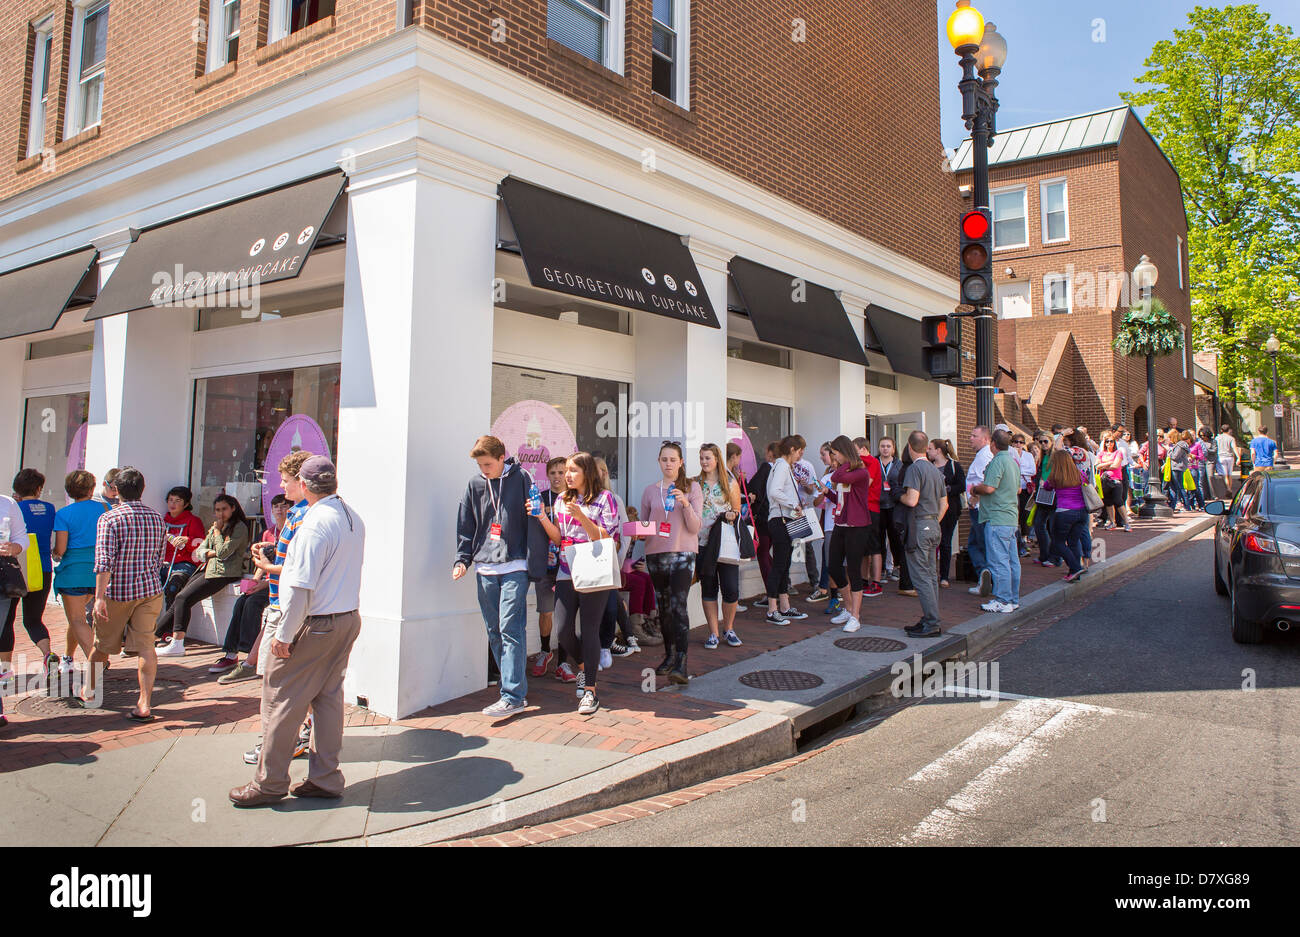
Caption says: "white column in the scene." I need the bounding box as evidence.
[0,335,23,477]
[84,228,192,513]
[791,293,867,444]
[337,139,504,719]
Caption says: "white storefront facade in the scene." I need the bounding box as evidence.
[0,29,957,719]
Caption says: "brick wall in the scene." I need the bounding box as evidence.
[0,1,958,279]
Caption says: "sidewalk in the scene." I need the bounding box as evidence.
[0,511,1213,846]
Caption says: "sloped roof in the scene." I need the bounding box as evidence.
[951,106,1129,172]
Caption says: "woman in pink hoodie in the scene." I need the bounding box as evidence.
[638,442,702,685]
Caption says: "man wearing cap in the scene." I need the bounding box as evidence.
[229,456,366,807]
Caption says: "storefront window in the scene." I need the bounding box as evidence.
[494,256,631,335]
[491,363,629,500]
[727,398,789,477]
[21,392,90,502]
[28,332,94,360]
[190,364,340,526]
[727,336,790,369]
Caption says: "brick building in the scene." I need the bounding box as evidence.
[0,1,964,716]
[953,106,1194,441]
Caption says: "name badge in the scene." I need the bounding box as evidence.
[658,522,672,538]
[561,538,575,549]
[489,523,502,541]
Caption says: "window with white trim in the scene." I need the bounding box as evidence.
[1180,324,1187,378]
[548,0,624,72]
[1040,179,1068,243]
[268,0,336,43]
[996,281,1032,320]
[25,17,54,157]
[1043,273,1071,315]
[991,187,1028,250]
[66,1,109,137]
[1177,235,1184,290]
[206,0,241,69]
[651,0,688,106]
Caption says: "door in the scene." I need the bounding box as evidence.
[869,411,926,456]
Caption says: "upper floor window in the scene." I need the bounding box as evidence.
[549,0,624,72]
[996,281,1032,320]
[25,17,54,157]
[1177,235,1184,290]
[66,1,109,137]
[206,0,241,69]
[991,187,1027,250]
[1043,273,1071,315]
[651,0,688,106]
[269,0,335,43]
[1040,179,1068,243]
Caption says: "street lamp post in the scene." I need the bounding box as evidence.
[947,1,1006,429]
[1135,255,1172,518]
[1266,333,1282,455]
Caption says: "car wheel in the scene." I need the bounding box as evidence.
[1213,547,1229,596]
[1230,576,1263,644]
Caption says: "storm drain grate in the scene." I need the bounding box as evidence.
[834,637,908,654]
[738,670,824,692]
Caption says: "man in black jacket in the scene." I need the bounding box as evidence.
[454,435,545,720]
[747,442,778,603]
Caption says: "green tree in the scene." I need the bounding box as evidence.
[1122,4,1300,416]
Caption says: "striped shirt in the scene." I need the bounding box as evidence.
[268,499,309,609]
[93,501,166,602]
[554,490,620,580]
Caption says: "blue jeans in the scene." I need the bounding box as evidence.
[984,524,1021,605]
[1189,465,1210,509]
[476,570,529,705]
[967,506,987,574]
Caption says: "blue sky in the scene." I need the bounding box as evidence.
[936,1,1300,151]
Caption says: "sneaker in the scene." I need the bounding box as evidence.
[831,608,851,625]
[735,602,748,612]
[824,597,842,615]
[723,630,743,647]
[155,633,173,647]
[556,662,577,683]
[806,589,831,603]
[611,640,637,657]
[1064,568,1086,583]
[299,714,313,741]
[598,649,613,671]
[575,669,587,698]
[208,655,239,675]
[981,600,1009,613]
[899,588,919,597]
[939,580,950,589]
[157,638,186,657]
[243,743,261,765]
[765,610,789,626]
[577,690,600,715]
[978,568,993,596]
[841,617,862,633]
[779,606,808,621]
[482,698,526,719]
[910,622,942,638]
[864,582,883,597]
[58,656,75,676]
[293,736,310,759]
[218,661,259,684]
[529,650,553,677]
[904,620,927,635]
[704,633,719,650]
[1004,603,1020,612]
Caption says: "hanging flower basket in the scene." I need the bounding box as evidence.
[1113,298,1184,357]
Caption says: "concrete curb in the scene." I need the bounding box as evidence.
[320,515,1214,846]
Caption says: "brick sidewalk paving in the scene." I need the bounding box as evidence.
[0,512,1196,777]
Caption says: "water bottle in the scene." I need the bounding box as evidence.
[664,487,676,513]
[527,479,542,517]
[0,517,8,544]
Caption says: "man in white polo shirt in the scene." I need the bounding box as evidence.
[230,456,366,807]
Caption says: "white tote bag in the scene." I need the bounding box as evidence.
[564,537,622,593]
[797,505,824,543]
[718,521,741,565]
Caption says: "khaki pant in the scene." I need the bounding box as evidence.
[253,610,361,797]
[93,593,163,656]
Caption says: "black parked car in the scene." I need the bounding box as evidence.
[1207,469,1300,643]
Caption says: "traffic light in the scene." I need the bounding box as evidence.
[922,313,961,380]
[959,208,993,307]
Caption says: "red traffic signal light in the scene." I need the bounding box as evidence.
[959,208,993,307]
[961,210,990,240]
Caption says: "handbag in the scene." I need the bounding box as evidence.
[1034,484,1056,507]
[1182,469,1197,491]
[735,516,756,560]
[0,554,29,599]
[563,537,622,593]
[736,471,758,546]
[1081,482,1103,513]
[718,521,741,564]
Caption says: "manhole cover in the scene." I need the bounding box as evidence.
[10,675,187,718]
[738,670,824,691]
[834,637,908,653]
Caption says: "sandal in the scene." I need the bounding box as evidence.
[126,709,156,723]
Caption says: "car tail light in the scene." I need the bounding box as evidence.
[1278,539,1300,557]
[1244,532,1276,554]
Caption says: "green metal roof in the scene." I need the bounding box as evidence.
[951,106,1129,171]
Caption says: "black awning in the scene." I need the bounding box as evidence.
[865,304,931,381]
[729,257,868,366]
[499,177,719,328]
[0,247,98,341]
[86,171,347,321]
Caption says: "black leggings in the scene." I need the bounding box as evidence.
[600,590,619,649]
[554,579,610,682]
[765,519,795,599]
[880,508,911,589]
[828,526,870,592]
[647,551,695,653]
[222,589,270,655]
[2,578,52,653]
[938,502,960,581]
[700,562,739,603]
[155,572,240,636]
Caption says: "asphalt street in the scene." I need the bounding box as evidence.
[544,530,1300,846]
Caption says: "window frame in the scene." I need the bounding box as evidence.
[549,0,626,74]
[990,185,1028,251]
[25,16,54,157]
[995,280,1032,320]
[268,0,335,44]
[1039,177,1069,245]
[650,0,689,108]
[205,0,241,70]
[1042,273,1071,316]
[1177,235,1184,290]
[65,0,110,138]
